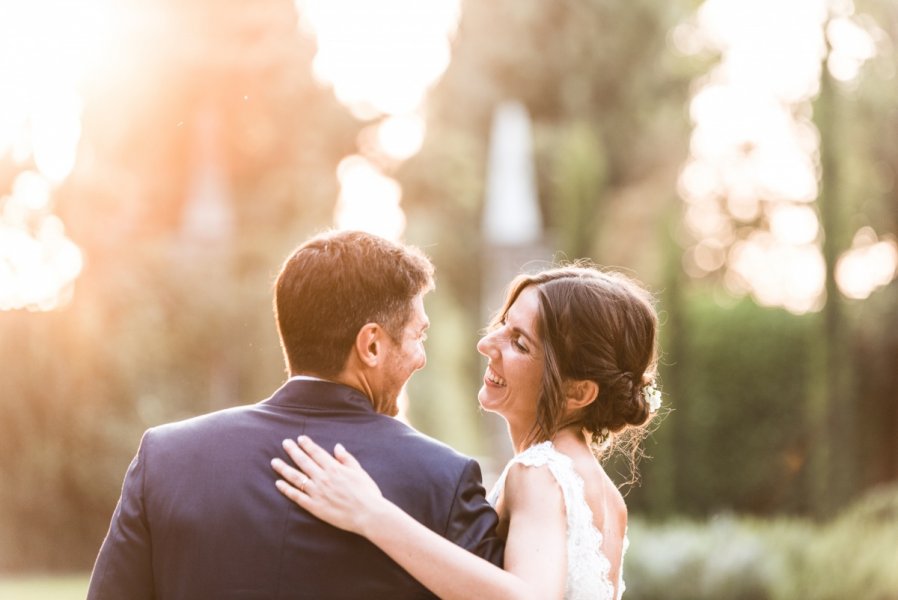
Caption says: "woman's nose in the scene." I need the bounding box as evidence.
[476,331,497,358]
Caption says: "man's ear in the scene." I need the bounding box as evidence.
[354,323,383,368]
[564,379,599,411]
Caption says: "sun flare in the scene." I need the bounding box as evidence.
[677,0,890,312]
[0,0,121,310]
[296,0,460,241]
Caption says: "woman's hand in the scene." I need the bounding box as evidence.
[272,438,548,600]
[271,436,385,535]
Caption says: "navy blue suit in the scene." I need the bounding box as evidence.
[88,379,504,599]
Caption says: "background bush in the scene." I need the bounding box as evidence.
[625,484,898,600]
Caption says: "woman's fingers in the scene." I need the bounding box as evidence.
[281,438,324,479]
[296,435,339,468]
[275,477,309,505]
[270,457,311,493]
[334,443,361,469]
[275,436,350,500]
[271,438,383,535]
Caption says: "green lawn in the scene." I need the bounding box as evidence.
[0,574,89,599]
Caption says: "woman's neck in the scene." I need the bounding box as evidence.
[508,421,532,454]
[509,423,586,454]
[551,427,589,452]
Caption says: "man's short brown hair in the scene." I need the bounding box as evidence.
[274,230,435,378]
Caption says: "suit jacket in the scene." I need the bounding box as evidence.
[87,379,504,599]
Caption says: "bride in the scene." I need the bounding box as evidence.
[272,265,662,599]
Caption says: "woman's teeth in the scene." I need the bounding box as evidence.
[486,366,506,386]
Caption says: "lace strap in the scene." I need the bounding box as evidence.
[491,442,617,600]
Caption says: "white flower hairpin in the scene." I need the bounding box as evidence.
[643,381,662,413]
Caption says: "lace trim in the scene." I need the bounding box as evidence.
[488,442,624,600]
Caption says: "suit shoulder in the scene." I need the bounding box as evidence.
[143,404,256,443]
[374,417,477,471]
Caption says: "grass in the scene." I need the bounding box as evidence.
[0,573,89,599]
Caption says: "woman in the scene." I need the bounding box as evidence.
[271,265,662,599]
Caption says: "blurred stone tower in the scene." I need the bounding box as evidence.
[180,105,234,249]
[480,100,549,470]
[179,103,239,410]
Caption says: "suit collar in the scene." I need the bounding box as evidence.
[263,378,376,414]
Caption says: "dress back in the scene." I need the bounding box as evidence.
[488,442,627,600]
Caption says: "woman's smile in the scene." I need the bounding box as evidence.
[476,285,544,422]
[484,365,506,387]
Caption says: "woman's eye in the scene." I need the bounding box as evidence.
[512,337,528,353]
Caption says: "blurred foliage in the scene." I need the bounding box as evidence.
[0,574,88,600]
[1,0,897,574]
[661,294,816,516]
[627,283,898,518]
[625,483,898,600]
[0,243,287,569]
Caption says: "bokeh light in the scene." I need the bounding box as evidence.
[0,0,117,310]
[296,0,459,119]
[333,155,406,241]
[296,0,460,241]
[836,227,898,300]
[677,0,888,313]
[374,114,427,162]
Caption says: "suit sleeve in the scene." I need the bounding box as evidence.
[443,458,505,568]
[86,431,155,600]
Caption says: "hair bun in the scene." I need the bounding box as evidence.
[608,371,651,430]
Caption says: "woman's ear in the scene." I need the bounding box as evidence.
[354,323,382,368]
[565,379,599,410]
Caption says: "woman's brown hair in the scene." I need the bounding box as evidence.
[490,265,660,471]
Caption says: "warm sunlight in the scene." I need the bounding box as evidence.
[836,227,898,300]
[374,114,427,162]
[333,155,406,241]
[0,0,116,310]
[296,0,459,119]
[677,0,885,313]
[296,0,460,241]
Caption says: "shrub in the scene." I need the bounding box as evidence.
[624,484,898,599]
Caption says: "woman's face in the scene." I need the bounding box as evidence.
[476,285,545,425]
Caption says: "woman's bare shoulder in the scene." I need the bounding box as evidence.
[503,460,564,515]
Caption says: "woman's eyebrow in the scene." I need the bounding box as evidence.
[509,325,537,346]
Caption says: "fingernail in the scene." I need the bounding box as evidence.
[335,443,345,453]
[297,435,308,444]
[282,439,291,448]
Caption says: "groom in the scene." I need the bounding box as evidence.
[87,230,504,599]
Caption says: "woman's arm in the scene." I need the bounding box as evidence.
[271,436,566,600]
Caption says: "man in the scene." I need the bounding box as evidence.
[88,230,504,599]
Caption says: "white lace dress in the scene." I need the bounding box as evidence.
[487,442,627,600]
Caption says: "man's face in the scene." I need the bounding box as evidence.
[372,293,429,415]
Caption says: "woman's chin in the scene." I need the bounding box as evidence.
[477,387,492,410]
[477,387,501,414]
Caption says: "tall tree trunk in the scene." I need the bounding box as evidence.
[815,48,854,516]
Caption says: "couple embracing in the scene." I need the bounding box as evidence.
[88,229,661,600]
